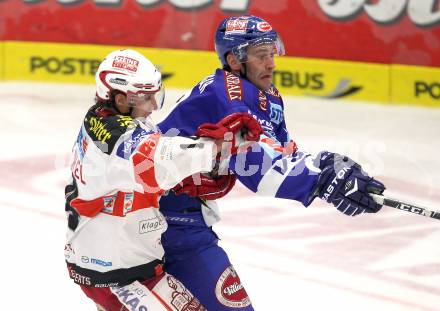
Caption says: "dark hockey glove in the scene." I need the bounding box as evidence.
[196,112,263,156]
[310,152,385,216]
[172,170,237,200]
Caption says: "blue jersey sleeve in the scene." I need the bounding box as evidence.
[230,134,320,206]
[158,69,320,207]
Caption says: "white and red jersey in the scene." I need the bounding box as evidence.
[65,104,216,287]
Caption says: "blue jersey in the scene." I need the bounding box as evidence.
[158,69,320,214]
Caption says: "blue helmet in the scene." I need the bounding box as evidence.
[214,15,285,67]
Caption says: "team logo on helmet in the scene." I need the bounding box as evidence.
[112,56,139,72]
[256,21,272,32]
[225,19,248,34]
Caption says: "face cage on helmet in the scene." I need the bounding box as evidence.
[231,34,285,64]
[126,84,165,111]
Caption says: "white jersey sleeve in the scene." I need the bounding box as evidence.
[65,111,217,287]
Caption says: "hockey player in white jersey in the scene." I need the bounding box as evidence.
[64,49,263,311]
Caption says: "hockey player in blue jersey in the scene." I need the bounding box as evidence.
[157,15,386,310]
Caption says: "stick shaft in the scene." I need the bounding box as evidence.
[371,194,440,220]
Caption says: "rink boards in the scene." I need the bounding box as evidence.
[0,40,439,107]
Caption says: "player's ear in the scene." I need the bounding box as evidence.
[226,53,241,72]
[115,93,129,113]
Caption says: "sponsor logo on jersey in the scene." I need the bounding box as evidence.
[112,56,139,72]
[103,195,117,214]
[88,116,112,143]
[112,284,149,311]
[76,127,88,160]
[116,127,151,159]
[224,71,243,101]
[248,110,276,138]
[269,102,284,125]
[266,86,281,98]
[117,115,136,128]
[256,21,272,32]
[164,216,198,224]
[225,19,248,34]
[81,255,112,267]
[68,266,92,286]
[165,275,204,311]
[215,266,251,308]
[258,90,268,111]
[91,258,112,267]
[139,216,165,234]
[123,192,134,215]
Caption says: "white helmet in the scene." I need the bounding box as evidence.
[95,49,165,110]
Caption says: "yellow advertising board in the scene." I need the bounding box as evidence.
[4,41,110,83]
[2,41,218,88]
[0,41,4,80]
[146,48,219,89]
[391,64,440,107]
[2,41,440,107]
[274,57,389,102]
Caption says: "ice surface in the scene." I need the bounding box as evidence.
[0,82,439,310]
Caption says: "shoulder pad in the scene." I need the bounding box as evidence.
[84,109,137,155]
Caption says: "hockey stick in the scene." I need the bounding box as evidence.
[371,193,440,220]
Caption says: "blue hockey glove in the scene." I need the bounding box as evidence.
[310,152,385,216]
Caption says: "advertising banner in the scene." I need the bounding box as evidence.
[13,41,436,106]
[391,65,440,107]
[1,0,439,66]
[274,57,389,102]
[2,41,219,88]
[0,41,4,79]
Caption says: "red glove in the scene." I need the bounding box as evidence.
[196,112,263,155]
[172,171,237,200]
